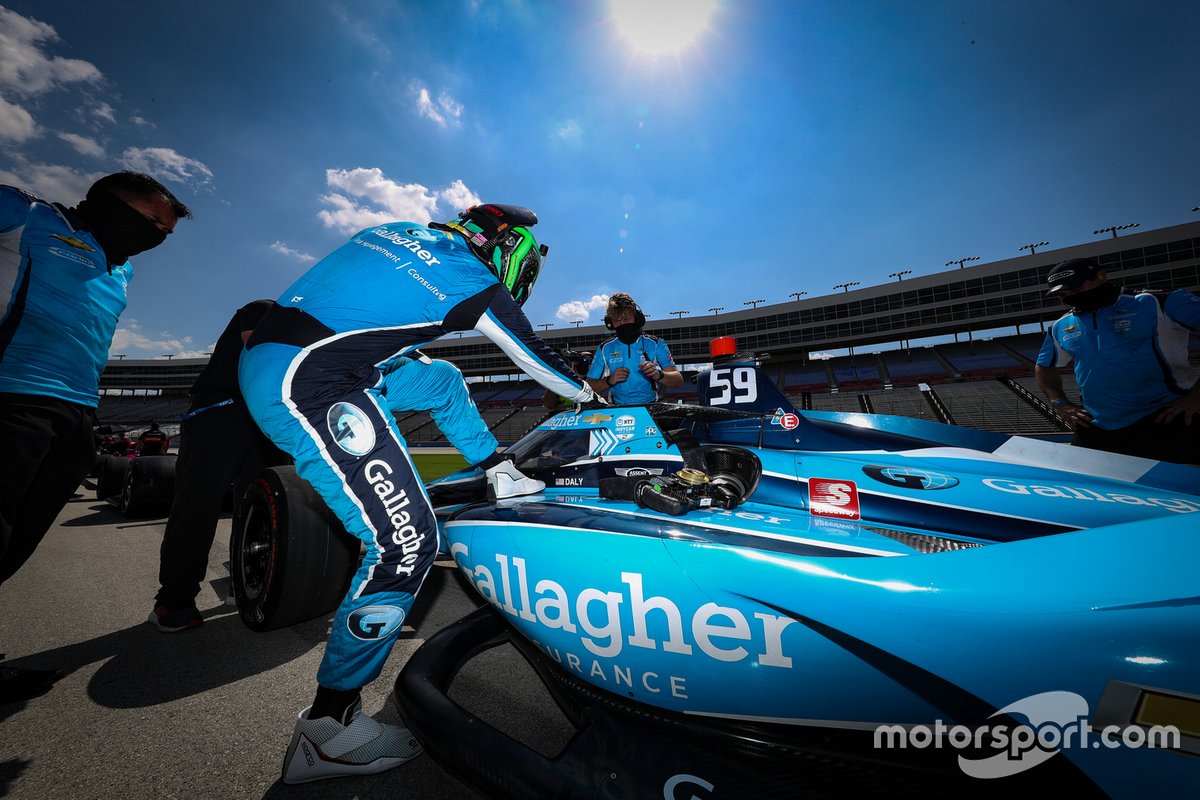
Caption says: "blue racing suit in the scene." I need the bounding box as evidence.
[0,185,131,406]
[1036,289,1200,430]
[588,332,676,405]
[239,221,593,691]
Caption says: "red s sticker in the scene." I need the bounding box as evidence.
[808,478,861,520]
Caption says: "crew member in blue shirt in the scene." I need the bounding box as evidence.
[0,171,190,702]
[239,203,599,783]
[1035,257,1200,464]
[587,292,683,404]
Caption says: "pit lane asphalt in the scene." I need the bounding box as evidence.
[0,485,575,800]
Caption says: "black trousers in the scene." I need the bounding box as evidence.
[155,401,286,607]
[1072,406,1200,466]
[0,393,96,585]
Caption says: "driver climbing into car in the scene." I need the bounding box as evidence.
[239,202,600,784]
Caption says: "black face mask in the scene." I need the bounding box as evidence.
[614,323,641,345]
[1061,282,1119,313]
[77,190,167,267]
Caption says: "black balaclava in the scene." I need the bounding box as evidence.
[614,323,641,345]
[76,189,166,267]
[1062,282,1120,314]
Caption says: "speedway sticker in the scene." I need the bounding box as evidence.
[808,478,861,520]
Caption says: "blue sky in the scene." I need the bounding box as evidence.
[2,1,1198,358]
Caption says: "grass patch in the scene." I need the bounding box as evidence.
[412,452,470,482]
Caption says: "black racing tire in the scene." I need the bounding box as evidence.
[95,455,131,500]
[119,455,176,518]
[230,466,360,632]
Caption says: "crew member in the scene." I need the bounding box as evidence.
[587,292,683,404]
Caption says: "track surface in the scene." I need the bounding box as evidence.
[0,486,574,800]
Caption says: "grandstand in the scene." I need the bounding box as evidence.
[98,220,1200,444]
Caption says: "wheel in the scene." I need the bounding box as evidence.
[230,466,360,632]
[95,455,131,500]
[119,456,176,517]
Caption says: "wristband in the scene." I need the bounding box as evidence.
[1050,399,1073,409]
[654,368,664,381]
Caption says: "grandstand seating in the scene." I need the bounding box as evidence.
[938,340,1028,378]
[878,348,952,385]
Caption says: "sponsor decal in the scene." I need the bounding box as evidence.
[327,402,376,456]
[808,478,861,519]
[451,547,801,699]
[49,233,95,251]
[1113,318,1132,333]
[589,428,620,456]
[347,605,406,640]
[778,413,799,430]
[546,414,582,429]
[369,226,442,267]
[863,465,960,491]
[615,467,663,477]
[405,226,440,242]
[615,415,636,428]
[366,459,428,576]
[1063,324,1078,332]
[644,426,658,436]
[48,246,97,268]
[582,413,613,424]
[555,477,585,487]
[982,478,1200,513]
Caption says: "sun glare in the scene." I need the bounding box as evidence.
[610,0,717,57]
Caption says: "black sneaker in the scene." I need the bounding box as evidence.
[147,603,203,633]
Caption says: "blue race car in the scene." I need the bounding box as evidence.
[398,347,1200,799]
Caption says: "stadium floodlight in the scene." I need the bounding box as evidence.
[571,320,584,328]
[538,323,553,331]
[113,354,126,360]
[708,306,724,315]
[743,299,767,309]
[1192,206,1199,212]
[789,292,808,301]
[945,257,980,269]
[833,282,860,293]
[670,310,689,319]
[1019,241,1049,255]
[888,270,912,281]
[1093,223,1139,238]
[161,354,174,360]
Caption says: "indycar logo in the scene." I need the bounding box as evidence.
[347,605,406,640]
[327,402,376,456]
[808,478,861,520]
[862,465,959,491]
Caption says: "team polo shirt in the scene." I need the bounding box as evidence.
[0,185,131,407]
[588,333,676,405]
[1036,289,1200,429]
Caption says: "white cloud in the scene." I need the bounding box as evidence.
[130,114,154,129]
[413,84,464,127]
[270,240,316,263]
[120,146,214,191]
[552,119,583,145]
[317,167,480,235]
[810,352,834,360]
[0,7,102,96]
[110,326,213,359]
[57,132,104,157]
[556,294,611,323]
[0,159,102,203]
[0,95,36,142]
[90,101,116,125]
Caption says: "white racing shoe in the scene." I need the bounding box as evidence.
[282,701,422,784]
[485,459,545,500]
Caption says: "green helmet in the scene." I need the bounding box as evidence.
[432,203,548,305]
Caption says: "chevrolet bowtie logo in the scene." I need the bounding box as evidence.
[581,413,612,424]
[50,234,95,251]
